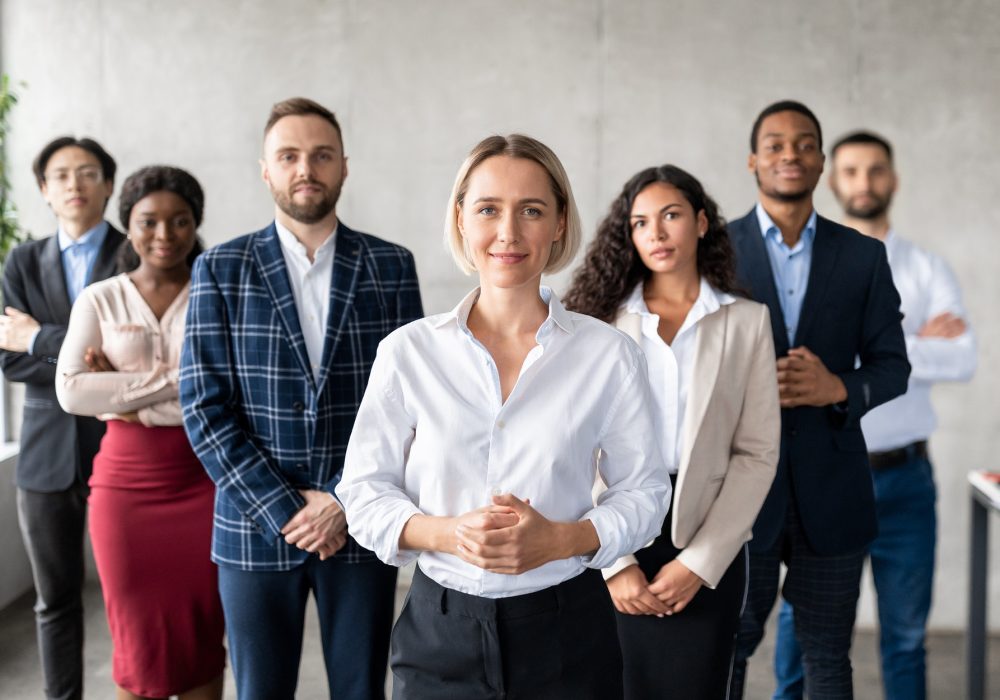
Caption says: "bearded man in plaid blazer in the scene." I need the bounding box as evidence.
[180,97,423,699]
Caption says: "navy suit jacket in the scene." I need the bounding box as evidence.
[1,226,125,491]
[728,209,909,556]
[180,222,423,571]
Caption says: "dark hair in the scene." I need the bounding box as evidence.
[750,100,823,153]
[32,136,117,191]
[831,130,893,162]
[116,165,205,273]
[564,165,741,323]
[264,97,343,146]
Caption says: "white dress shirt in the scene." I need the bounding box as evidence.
[861,230,977,452]
[624,278,736,473]
[274,220,337,383]
[337,287,670,598]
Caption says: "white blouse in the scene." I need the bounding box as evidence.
[337,287,670,598]
[56,274,190,426]
[622,278,736,473]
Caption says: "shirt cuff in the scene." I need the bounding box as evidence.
[27,329,40,355]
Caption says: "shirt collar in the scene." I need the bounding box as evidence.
[623,276,736,318]
[755,203,817,248]
[435,285,575,337]
[58,220,109,252]
[274,219,338,261]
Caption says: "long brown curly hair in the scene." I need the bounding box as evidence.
[564,164,741,322]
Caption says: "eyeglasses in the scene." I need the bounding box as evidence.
[43,166,104,186]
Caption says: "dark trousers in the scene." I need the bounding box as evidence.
[617,509,748,700]
[391,567,623,700]
[731,504,865,700]
[773,454,937,700]
[16,485,88,700]
[218,556,398,700]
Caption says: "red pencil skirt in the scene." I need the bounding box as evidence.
[88,420,225,696]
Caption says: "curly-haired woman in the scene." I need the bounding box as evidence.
[56,166,224,700]
[565,165,780,699]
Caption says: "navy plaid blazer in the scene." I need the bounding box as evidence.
[180,222,423,571]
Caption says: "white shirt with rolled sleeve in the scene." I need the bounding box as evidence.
[337,286,670,599]
[861,231,977,452]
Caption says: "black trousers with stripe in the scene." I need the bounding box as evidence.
[390,567,623,700]
[615,471,748,700]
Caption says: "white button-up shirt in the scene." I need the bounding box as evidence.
[338,287,670,598]
[861,230,977,451]
[274,221,337,383]
[624,278,736,472]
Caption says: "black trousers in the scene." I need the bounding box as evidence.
[730,504,865,700]
[16,485,88,700]
[391,567,623,699]
[615,472,748,700]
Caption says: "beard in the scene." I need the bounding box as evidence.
[272,178,342,224]
[842,191,892,220]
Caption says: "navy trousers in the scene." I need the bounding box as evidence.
[730,504,865,700]
[218,556,397,699]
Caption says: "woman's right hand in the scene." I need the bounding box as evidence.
[606,564,671,617]
[84,346,116,372]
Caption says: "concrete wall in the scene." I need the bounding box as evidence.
[2,0,998,630]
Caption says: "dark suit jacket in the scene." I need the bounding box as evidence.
[1,225,126,491]
[180,222,423,571]
[729,209,909,556]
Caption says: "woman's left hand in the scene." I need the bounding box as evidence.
[456,493,596,575]
[647,559,705,615]
[84,346,115,372]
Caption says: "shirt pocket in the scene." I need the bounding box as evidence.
[100,323,154,372]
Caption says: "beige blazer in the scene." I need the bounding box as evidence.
[602,297,780,588]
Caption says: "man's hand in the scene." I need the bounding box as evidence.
[456,493,593,575]
[918,312,966,339]
[776,346,848,408]
[0,307,40,352]
[648,559,705,615]
[606,564,670,617]
[281,490,348,560]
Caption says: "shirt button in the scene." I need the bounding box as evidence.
[497,420,505,429]
[490,484,503,497]
[296,462,308,471]
[787,289,794,295]
[292,401,305,411]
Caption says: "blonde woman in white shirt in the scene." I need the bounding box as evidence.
[337,135,669,700]
[565,165,781,700]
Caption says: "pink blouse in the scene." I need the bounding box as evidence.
[55,274,190,427]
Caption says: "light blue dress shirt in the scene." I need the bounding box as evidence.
[27,221,109,355]
[59,221,109,304]
[755,203,817,346]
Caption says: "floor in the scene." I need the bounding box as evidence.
[0,579,997,699]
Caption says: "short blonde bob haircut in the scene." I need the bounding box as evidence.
[444,134,582,275]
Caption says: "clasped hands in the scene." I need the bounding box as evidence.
[281,490,348,560]
[607,561,705,617]
[454,494,571,575]
[776,346,848,408]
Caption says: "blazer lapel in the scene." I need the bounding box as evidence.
[793,217,841,347]
[88,224,125,284]
[316,223,363,391]
[734,212,789,356]
[675,306,726,496]
[252,224,314,384]
[39,234,72,321]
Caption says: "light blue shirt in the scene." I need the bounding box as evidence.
[58,221,109,304]
[755,203,817,346]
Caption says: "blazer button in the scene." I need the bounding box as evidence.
[292,401,305,411]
